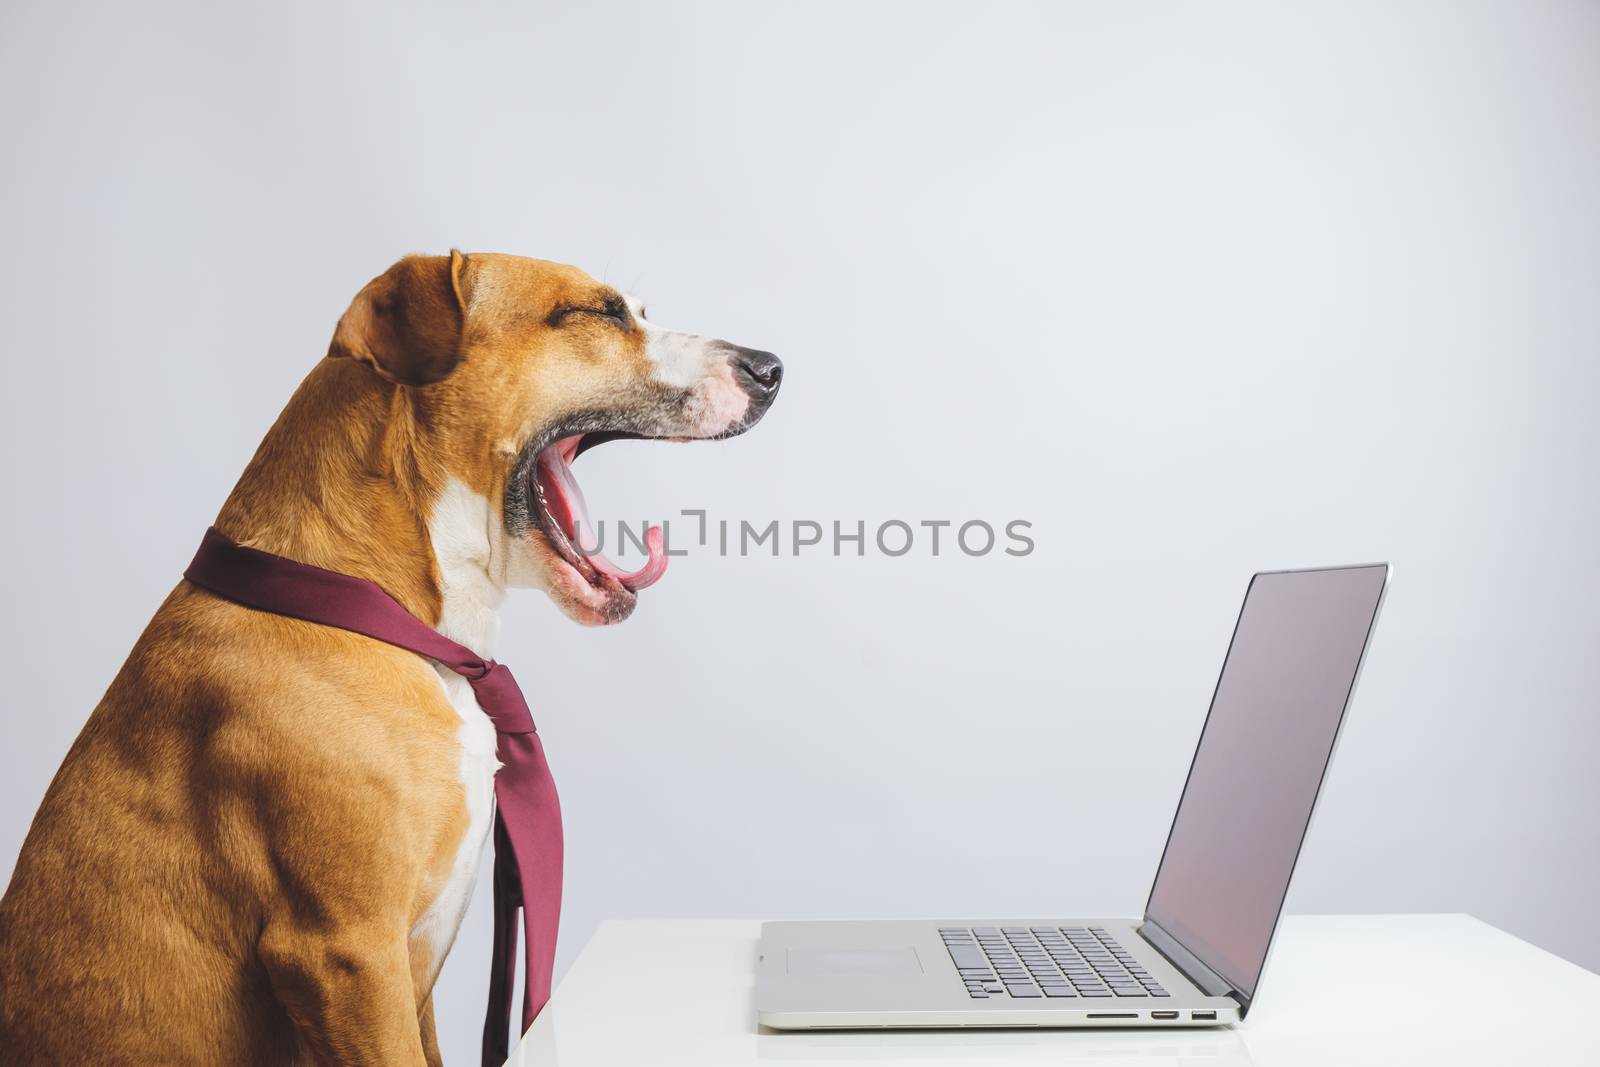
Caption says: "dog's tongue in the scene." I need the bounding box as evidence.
[535,440,668,591]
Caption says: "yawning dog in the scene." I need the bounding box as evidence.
[0,251,781,1064]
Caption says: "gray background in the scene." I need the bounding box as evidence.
[2,1,1596,1060]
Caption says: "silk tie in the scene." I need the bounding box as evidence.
[183,527,560,1066]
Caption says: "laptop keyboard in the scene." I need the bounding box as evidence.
[939,926,1169,999]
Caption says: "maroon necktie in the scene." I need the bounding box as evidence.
[183,527,560,1066]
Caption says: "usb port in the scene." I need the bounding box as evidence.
[1152,1011,1179,1020]
[1192,1010,1217,1021]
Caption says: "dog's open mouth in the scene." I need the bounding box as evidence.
[530,433,667,597]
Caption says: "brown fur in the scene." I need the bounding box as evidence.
[0,253,693,1064]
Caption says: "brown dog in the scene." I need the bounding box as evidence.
[0,252,780,1064]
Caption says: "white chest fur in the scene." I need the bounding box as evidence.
[410,671,500,983]
[410,478,521,983]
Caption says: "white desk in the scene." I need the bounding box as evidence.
[507,915,1599,1067]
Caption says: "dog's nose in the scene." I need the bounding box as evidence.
[731,348,783,398]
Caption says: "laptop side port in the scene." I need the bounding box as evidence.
[1192,1009,1217,1020]
[1152,1011,1179,1020]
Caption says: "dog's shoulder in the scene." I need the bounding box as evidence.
[103,581,467,785]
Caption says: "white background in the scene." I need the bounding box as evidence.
[2,1,1597,1061]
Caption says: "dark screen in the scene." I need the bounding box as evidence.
[1145,565,1387,999]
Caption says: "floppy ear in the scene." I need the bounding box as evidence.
[327,250,470,386]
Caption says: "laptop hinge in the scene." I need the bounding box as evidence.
[1137,919,1240,1002]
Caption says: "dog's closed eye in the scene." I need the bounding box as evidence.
[548,296,632,331]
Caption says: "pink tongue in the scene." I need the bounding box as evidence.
[534,444,668,592]
[589,525,668,590]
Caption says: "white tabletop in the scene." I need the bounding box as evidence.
[507,915,1599,1067]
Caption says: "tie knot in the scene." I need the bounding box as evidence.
[458,658,494,681]
[467,661,538,735]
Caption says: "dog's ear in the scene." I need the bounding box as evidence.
[327,250,470,386]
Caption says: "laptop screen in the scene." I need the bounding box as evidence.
[1143,565,1387,1001]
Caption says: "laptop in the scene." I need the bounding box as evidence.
[757,563,1389,1029]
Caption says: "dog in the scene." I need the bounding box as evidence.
[0,251,781,1064]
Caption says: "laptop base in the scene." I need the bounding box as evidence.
[757,918,1240,1030]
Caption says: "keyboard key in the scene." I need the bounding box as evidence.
[1042,986,1078,997]
[1005,984,1043,998]
[948,946,987,968]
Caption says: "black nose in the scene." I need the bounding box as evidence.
[731,347,783,397]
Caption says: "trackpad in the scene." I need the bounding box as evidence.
[787,947,923,977]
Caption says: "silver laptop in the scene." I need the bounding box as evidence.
[758,563,1389,1029]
